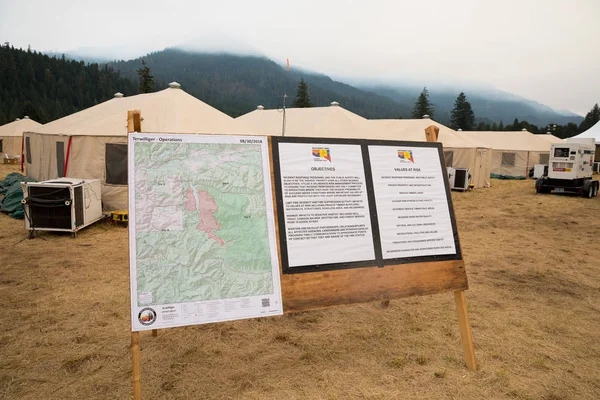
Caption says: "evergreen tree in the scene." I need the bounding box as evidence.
[136,60,155,94]
[292,78,314,108]
[511,118,520,130]
[450,92,475,130]
[412,87,434,119]
[578,103,600,133]
[498,121,504,130]
[491,122,498,130]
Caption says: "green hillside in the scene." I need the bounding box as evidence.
[0,44,137,125]
[107,48,410,118]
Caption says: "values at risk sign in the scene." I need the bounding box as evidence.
[271,137,461,274]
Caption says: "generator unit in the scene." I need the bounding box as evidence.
[535,138,599,197]
[21,178,103,238]
[447,167,470,191]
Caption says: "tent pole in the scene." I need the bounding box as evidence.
[63,136,72,177]
[20,135,24,173]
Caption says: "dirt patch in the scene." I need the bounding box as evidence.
[0,174,599,399]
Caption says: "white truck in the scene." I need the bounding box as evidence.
[535,138,599,198]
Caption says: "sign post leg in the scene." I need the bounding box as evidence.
[131,331,142,400]
[454,290,477,371]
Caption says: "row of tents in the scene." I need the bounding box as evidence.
[1,82,598,211]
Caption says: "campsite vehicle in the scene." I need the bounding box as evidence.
[535,138,599,198]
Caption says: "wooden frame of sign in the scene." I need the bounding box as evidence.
[128,114,476,400]
[269,135,476,371]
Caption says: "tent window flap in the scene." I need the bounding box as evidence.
[25,137,32,163]
[56,142,65,178]
[0,139,3,153]
[501,152,516,167]
[444,151,454,168]
[105,143,128,185]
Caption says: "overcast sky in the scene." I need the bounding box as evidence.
[1,0,598,115]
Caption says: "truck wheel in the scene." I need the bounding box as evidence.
[535,179,546,194]
[594,182,599,197]
[586,185,594,198]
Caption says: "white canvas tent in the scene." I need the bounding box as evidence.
[571,121,600,161]
[536,133,563,144]
[238,105,492,188]
[366,119,492,188]
[237,102,369,138]
[24,83,251,210]
[463,130,554,178]
[0,117,41,159]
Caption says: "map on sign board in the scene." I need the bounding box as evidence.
[128,133,282,331]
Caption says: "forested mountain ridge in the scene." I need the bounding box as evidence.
[107,49,409,118]
[367,85,583,127]
[0,45,586,130]
[0,44,137,125]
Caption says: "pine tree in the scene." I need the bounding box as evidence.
[578,103,600,133]
[450,92,475,130]
[491,122,498,130]
[511,118,520,130]
[292,78,314,108]
[498,121,504,130]
[412,87,434,119]
[136,60,155,94]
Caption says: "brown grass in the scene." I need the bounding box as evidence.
[1,163,600,399]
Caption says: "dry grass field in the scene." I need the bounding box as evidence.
[1,163,599,400]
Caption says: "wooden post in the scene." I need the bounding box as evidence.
[424,124,476,371]
[424,125,440,143]
[128,109,154,399]
[454,290,477,371]
[131,331,142,400]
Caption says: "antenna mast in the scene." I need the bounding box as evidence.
[282,58,291,137]
[282,94,287,137]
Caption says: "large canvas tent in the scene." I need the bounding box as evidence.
[238,105,492,188]
[571,121,600,161]
[463,130,554,178]
[24,83,251,210]
[366,119,492,188]
[0,117,41,159]
[237,102,369,138]
[536,133,563,144]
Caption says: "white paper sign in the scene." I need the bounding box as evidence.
[128,134,283,331]
[278,142,375,267]
[368,145,457,259]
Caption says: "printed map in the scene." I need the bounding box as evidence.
[133,141,274,306]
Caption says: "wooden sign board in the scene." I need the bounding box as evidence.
[269,136,468,313]
[128,113,476,400]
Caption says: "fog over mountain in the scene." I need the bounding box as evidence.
[97,47,583,126]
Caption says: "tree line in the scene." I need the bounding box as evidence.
[410,87,599,138]
[0,43,137,125]
[1,44,597,140]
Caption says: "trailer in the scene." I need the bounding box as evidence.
[535,138,599,198]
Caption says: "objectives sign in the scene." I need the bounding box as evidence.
[272,137,460,273]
